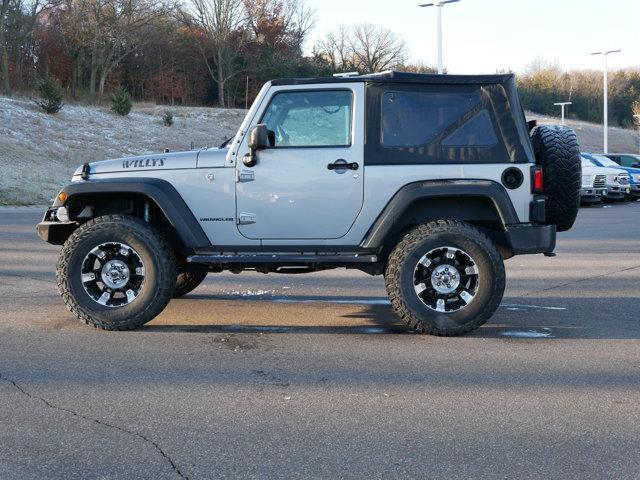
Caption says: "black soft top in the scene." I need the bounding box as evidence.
[271,71,515,86]
[271,70,534,165]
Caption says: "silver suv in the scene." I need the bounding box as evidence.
[37,71,582,336]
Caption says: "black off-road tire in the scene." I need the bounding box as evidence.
[384,220,505,336]
[530,125,581,232]
[173,268,208,298]
[56,215,177,330]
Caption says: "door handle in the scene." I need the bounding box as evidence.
[327,160,359,171]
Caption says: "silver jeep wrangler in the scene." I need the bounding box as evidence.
[37,71,582,336]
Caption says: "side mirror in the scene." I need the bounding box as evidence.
[244,124,269,167]
[632,163,640,169]
[249,124,269,151]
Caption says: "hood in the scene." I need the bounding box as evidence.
[581,165,626,176]
[72,148,229,179]
[79,150,200,176]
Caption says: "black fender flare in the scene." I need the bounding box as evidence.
[360,179,520,249]
[54,178,210,249]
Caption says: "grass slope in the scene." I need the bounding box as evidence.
[526,111,639,153]
[0,97,246,205]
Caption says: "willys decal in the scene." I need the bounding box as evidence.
[122,158,166,169]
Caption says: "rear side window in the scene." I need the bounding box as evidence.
[366,83,525,165]
[381,91,483,147]
[442,110,498,147]
[261,90,352,148]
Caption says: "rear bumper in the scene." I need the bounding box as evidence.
[505,224,556,255]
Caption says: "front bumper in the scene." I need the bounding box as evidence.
[581,187,607,201]
[505,224,556,256]
[605,184,630,199]
[36,208,77,245]
[36,220,76,245]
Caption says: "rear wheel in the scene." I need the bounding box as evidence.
[57,215,177,330]
[385,220,505,336]
[530,125,581,232]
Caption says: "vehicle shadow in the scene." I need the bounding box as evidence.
[144,293,640,340]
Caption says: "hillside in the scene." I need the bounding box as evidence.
[526,111,639,153]
[0,97,246,205]
[1,96,639,205]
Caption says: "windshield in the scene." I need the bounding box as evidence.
[591,155,619,167]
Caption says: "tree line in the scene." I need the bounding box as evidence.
[0,0,421,107]
[2,1,638,122]
[517,60,640,128]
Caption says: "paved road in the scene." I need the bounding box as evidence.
[1,203,640,479]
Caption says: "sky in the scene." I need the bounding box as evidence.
[304,0,640,74]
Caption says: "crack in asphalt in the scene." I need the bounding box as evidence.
[0,372,189,479]
[524,264,640,297]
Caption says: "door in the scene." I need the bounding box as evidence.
[235,85,364,240]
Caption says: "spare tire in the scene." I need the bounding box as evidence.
[530,125,581,232]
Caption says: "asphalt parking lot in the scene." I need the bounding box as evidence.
[1,202,640,479]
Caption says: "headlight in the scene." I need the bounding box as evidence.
[616,173,630,185]
[635,174,640,183]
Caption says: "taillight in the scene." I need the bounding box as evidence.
[531,166,544,193]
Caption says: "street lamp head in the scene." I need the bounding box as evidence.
[419,0,459,7]
[591,49,622,56]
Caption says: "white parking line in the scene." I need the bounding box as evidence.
[217,293,567,311]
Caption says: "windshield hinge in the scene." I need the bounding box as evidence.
[237,169,255,182]
[237,213,256,225]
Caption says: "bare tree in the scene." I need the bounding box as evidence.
[83,0,165,98]
[181,0,245,107]
[244,0,314,52]
[0,0,12,93]
[349,23,406,73]
[56,0,92,96]
[315,23,407,74]
[315,24,351,72]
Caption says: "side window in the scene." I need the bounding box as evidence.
[381,91,483,148]
[261,90,352,147]
[442,110,498,147]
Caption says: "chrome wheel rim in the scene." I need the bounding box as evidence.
[413,246,479,313]
[81,242,145,307]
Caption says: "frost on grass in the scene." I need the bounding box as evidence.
[0,96,246,205]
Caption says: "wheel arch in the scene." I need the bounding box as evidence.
[52,178,210,251]
[361,180,520,258]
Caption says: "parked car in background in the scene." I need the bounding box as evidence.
[581,155,630,202]
[605,153,640,169]
[584,153,640,199]
[580,156,608,203]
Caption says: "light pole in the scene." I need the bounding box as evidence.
[591,48,621,153]
[419,0,460,74]
[554,102,572,125]
[634,114,640,155]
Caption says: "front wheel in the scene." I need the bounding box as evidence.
[56,215,177,330]
[384,220,505,336]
